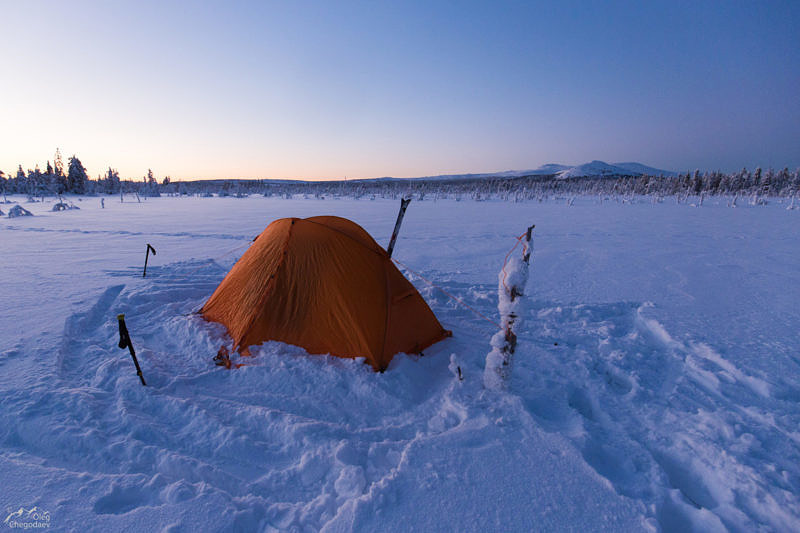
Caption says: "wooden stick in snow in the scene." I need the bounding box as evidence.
[484,225,534,390]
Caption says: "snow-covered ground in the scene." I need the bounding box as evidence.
[1,194,798,532]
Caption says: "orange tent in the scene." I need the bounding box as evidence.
[202,216,451,371]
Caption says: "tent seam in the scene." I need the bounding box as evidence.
[236,218,296,351]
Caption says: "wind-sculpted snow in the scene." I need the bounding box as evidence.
[0,194,798,531]
[0,260,644,531]
[513,301,798,531]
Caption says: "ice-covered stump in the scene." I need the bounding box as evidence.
[8,204,33,218]
[52,202,79,211]
[483,226,534,390]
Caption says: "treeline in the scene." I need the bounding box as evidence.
[0,150,163,198]
[167,167,800,201]
[2,152,799,202]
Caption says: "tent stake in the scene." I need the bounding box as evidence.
[387,197,411,258]
[142,243,156,278]
[117,314,146,386]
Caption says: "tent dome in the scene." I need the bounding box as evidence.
[202,216,450,370]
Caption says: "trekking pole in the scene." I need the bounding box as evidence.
[387,197,411,258]
[117,314,146,386]
[142,243,156,278]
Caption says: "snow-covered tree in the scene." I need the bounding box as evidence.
[103,167,121,194]
[28,165,46,197]
[54,149,64,176]
[143,169,160,197]
[52,150,67,193]
[67,156,88,194]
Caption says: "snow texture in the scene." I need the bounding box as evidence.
[1,194,798,532]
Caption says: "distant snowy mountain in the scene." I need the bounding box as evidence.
[612,162,678,177]
[414,161,675,181]
[556,161,632,179]
[352,161,675,182]
[554,160,676,179]
[530,163,572,175]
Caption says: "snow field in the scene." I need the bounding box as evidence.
[1,194,798,531]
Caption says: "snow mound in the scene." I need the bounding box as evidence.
[52,202,80,212]
[8,205,33,218]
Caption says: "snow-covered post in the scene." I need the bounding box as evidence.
[484,225,534,390]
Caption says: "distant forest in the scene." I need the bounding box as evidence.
[2,151,799,203]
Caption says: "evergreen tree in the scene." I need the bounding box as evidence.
[791,169,800,194]
[8,165,23,194]
[144,169,160,197]
[761,168,774,196]
[53,148,67,193]
[28,165,45,197]
[692,170,703,194]
[105,167,121,194]
[67,156,88,194]
[43,161,59,196]
[54,148,64,176]
[776,167,791,196]
[753,167,762,190]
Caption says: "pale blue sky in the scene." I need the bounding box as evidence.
[1,1,798,180]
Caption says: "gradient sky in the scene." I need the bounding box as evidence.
[2,1,798,180]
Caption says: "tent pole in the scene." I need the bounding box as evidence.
[387,197,411,258]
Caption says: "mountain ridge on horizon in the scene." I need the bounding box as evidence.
[173,161,679,183]
[385,160,678,182]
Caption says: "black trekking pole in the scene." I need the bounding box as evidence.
[142,243,156,278]
[117,314,146,386]
[387,197,411,258]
